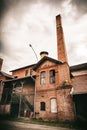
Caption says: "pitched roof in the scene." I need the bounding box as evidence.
[70,63,87,72]
[32,56,63,71]
[10,64,36,72]
[4,75,36,83]
[0,71,14,78]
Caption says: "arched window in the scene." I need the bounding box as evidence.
[50,98,57,113]
[40,102,46,111]
[40,71,46,85]
[49,70,55,84]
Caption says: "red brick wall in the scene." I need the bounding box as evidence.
[72,74,87,94]
[35,90,58,120]
[12,67,36,78]
[35,60,75,121]
[56,15,68,62]
[57,87,75,121]
[58,63,70,85]
[35,61,59,120]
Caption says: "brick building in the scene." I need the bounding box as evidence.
[70,63,87,119]
[0,15,87,121]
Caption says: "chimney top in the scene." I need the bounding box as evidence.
[40,51,48,58]
[56,14,62,28]
[56,14,61,18]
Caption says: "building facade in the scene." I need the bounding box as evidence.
[0,15,87,121]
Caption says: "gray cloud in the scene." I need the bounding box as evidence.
[70,0,87,14]
[1,0,87,20]
[0,0,64,18]
[0,0,87,73]
[0,0,39,19]
[42,0,64,5]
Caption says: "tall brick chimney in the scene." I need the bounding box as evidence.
[0,58,3,70]
[56,15,75,121]
[56,15,68,63]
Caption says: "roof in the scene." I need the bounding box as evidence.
[33,56,63,71]
[10,64,36,72]
[4,75,36,83]
[70,63,87,72]
[0,71,14,78]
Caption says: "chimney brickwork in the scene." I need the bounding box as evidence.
[56,15,68,63]
[56,15,75,121]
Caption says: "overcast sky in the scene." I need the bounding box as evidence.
[0,0,87,74]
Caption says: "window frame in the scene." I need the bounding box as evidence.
[50,98,57,113]
[40,102,46,111]
[40,71,46,85]
[49,69,55,84]
[25,69,28,76]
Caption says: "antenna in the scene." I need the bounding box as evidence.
[29,44,38,62]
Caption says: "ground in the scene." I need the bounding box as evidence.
[0,120,75,130]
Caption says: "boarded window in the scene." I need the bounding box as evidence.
[51,98,57,113]
[50,70,55,84]
[40,102,46,111]
[40,71,46,85]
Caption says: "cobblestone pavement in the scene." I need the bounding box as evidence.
[0,121,76,130]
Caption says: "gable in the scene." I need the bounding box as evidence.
[38,60,57,70]
[32,56,62,71]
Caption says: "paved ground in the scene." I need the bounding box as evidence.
[0,120,75,130]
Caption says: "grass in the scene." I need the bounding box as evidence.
[29,118,87,130]
[0,115,87,130]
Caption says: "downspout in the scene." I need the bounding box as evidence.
[30,69,36,118]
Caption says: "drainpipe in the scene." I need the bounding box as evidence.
[30,69,36,118]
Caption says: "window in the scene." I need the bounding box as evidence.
[25,70,28,76]
[40,102,46,111]
[40,71,46,85]
[51,98,57,113]
[50,70,55,84]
